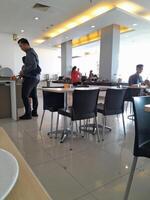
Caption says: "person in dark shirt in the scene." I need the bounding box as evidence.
[128,64,143,86]
[18,38,41,120]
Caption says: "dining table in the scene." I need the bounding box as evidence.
[0,127,52,200]
[42,85,117,142]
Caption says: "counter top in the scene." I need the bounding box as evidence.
[0,79,15,83]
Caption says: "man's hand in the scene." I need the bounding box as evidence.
[19,70,24,77]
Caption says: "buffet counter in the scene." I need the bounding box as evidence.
[0,79,23,120]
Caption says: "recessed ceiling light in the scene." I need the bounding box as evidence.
[34,17,39,20]
[91,25,95,28]
[21,29,24,33]
[133,23,138,26]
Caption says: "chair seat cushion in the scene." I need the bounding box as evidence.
[58,107,95,120]
[46,107,59,112]
[58,108,72,117]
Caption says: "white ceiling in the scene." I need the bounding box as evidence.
[1,0,150,46]
[0,0,101,39]
[44,8,150,46]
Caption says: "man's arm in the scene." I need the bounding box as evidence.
[128,76,133,86]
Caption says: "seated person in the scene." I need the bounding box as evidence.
[77,68,82,80]
[71,66,81,85]
[128,64,143,86]
[88,70,94,80]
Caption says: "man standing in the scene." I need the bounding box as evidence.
[18,38,40,120]
[128,64,143,86]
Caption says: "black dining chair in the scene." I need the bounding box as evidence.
[124,87,141,120]
[39,89,64,138]
[57,89,100,150]
[123,96,150,200]
[97,89,126,141]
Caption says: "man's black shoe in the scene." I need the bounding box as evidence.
[32,111,38,117]
[19,114,32,120]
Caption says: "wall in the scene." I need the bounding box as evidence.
[0,33,16,70]
[0,33,61,78]
[34,47,61,79]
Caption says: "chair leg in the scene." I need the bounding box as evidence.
[130,102,132,114]
[92,117,96,133]
[85,119,88,133]
[79,120,81,134]
[95,117,100,142]
[123,157,138,200]
[55,113,59,139]
[122,113,126,136]
[80,120,85,138]
[83,120,86,137]
[49,112,54,138]
[70,121,73,151]
[105,116,107,126]
[75,121,78,135]
[102,116,106,141]
[39,110,45,131]
[126,102,128,112]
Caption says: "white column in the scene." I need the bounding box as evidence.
[61,40,72,77]
[99,24,120,81]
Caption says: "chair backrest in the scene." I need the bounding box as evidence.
[133,96,150,157]
[71,89,99,120]
[124,87,141,102]
[104,89,126,115]
[42,90,64,111]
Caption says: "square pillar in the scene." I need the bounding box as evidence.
[61,40,72,77]
[99,24,120,81]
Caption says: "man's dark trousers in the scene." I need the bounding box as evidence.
[22,77,39,116]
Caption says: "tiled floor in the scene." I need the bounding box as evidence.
[0,96,150,200]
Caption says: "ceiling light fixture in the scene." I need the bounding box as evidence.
[78,16,90,23]
[48,32,58,37]
[92,6,111,17]
[34,39,45,44]
[133,23,138,26]
[91,25,95,28]
[34,17,39,20]
[66,23,78,29]
[143,15,150,21]
[58,28,67,34]
[21,29,24,33]
[116,1,143,14]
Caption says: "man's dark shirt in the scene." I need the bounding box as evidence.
[22,48,39,79]
[128,73,143,86]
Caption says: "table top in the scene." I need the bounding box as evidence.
[0,127,52,200]
[144,104,150,112]
[123,85,147,89]
[42,86,117,93]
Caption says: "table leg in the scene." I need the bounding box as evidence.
[60,91,70,143]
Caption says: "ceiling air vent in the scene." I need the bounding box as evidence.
[33,3,50,12]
